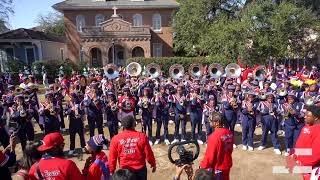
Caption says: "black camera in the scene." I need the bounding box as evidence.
[168,140,200,166]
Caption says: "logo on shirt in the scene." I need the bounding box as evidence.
[119,138,140,155]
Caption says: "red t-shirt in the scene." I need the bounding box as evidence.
[200,128,234,171]
[108,130,156,173]
[29,157,83,180]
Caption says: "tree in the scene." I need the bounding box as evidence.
[36,11,65,37]
[173,0,319,65]
[0,0,13,32]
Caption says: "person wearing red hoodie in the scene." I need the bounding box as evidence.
[109,115,156,180]
[82,134,110,180]
[293,105,320,180]
[200,112,234,180]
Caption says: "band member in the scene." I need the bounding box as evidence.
[241,91,257,151]
[0,100,9,148]
[187,86,204,144]
[138,87,153,145]
[171,85,187,144]
[221,85,238,148]
[118,86,136,120]
[282,92,305,156]
[39,92,61,134]
[9,95,34,150]
[202,95,219,144]
[256,92,281,155]
[65,93,86,155]
[84,83,104,137]
[55,85,66,132]
[105,91,119,140]
[153,85,171,145]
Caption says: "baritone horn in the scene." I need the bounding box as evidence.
[126,62,142,77]
[146,63,161,79]
[104,64,119,79]
[169,64,185,79]
[254,65,266,81]
[188,63,203,78]
[225,63,241,78]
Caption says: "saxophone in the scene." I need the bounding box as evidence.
[269,101,275,116]
[284,103,293,120]
[74,103,81,118]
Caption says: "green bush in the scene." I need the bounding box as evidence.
[127,55,233,74]
[6,59,26,73]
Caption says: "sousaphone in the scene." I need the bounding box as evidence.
[126,62,142,77]
[208,63,224,79]
[225,63,241,78]
[188,63,203,78]
[104,64,119,79]
[253,65,266,81]
[146,63,161,79]
[169,64,184,79]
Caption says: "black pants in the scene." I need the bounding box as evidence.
[0,127,9,148]
[88,114,104,137]
[69,118,86,150]
[132,166,147,180]
[107,121,118,139]
[18,122,35,150]
[59,104,65,129]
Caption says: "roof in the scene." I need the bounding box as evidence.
[53,0,179,11]
[0,28,65,43]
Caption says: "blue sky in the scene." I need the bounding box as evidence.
[10,0,62,29]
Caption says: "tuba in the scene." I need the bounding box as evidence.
[188,63,203,78]
[169,64,185,79]
[126,62,142,77]
[208,63,224,79]
[277,88,287,97]
[225,63,241,78]
[104,64,119,79]
[253,65,266,81]
[146,63,161,79]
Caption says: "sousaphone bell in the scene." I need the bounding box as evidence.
[146,63,161,79]
[126,62,142,77]
[253,65,266,81]
[188,63,203,78]
[169,64,185,79]
[104,64,119,79]
[225,63,241,78]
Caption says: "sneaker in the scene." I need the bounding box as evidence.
[181,139,186,142]
[149,140,153,146]
[233,144,237,149]
[169,120,174,124]
[61,128,66,132]
[82,148,86,153]
[274,149,282,155]
[248,146,254,151]
[236,123,241,127]
[154,139,160,145]
[197,140,204,145]
[68,150,74,156]
[164,139,171,145]
[171,139,179,144]
[242,145,248,151]
[258,146,265,150]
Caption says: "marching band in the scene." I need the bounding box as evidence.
[0,61,319,157]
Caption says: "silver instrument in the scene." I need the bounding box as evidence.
[253,65,266,81]
[146,63,161,79]
[169,64,185,79]
[188,63,203,78]
[104,64,119,79]
[208,63,224,79]
[126,62,142,77]
[225,63,241,78]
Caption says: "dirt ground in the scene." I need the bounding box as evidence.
[10,119,301,180]
[8,94,302,180]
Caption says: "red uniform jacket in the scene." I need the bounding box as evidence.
[294,124,320,180]
[82,151,108,180]
[29,157,83,180]
[200,128,234,171]
[108,129,156,173]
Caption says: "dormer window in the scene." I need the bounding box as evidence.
[133,14,142,27]
[95,14,105,26]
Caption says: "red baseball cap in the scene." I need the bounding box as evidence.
[37,132,64,151]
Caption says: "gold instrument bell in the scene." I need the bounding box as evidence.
[126,62,142,77]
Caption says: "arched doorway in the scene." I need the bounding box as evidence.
[132,46,144,57]
[90,48,102,67]
[108,45,125,66]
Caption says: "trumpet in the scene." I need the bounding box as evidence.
[283,104,293,120]
[142,98,149,109]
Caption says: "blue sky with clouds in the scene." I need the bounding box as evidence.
[10,0,62,29]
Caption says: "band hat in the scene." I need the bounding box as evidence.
[37,132,64,152]
[227,85,236,91]
[208,95,215,100]
[14,94,24,101]
[87,134,106,152]
[266,92,274,97]
[287,92,296,98]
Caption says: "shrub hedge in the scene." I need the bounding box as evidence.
[126,55,234,74]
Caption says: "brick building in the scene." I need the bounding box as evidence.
[53,0,179,67]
